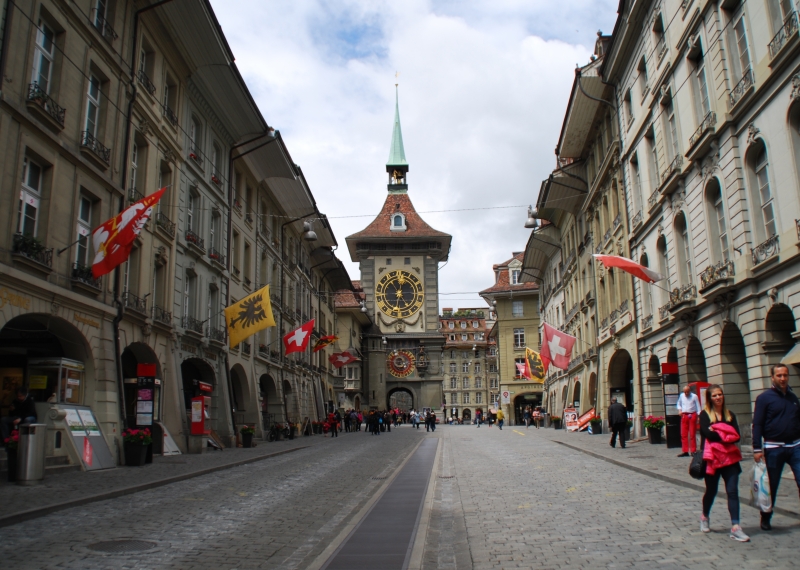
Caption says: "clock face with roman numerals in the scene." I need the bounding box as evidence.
[376,270,424,319]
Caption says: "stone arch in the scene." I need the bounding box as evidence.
[180,357,216,418]
[667,347,678,363]
[387,386,414,410]
[588,373,597,409]
[765,303,796,349]
[608,349,634,413]
[685,336,708,384]
[720,322,751,441]
[259,374,280,429]
[648,354,660,378]
[462,408,471,421]
[788,100,800,196]
[283,379,297,422]
[121,342,162,427]
[354,395,361,411]
[229,364,251,413]
[572,381,582,410]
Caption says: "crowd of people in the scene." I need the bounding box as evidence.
[321,408,441,437]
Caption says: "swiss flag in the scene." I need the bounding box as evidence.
[592,254,665,283]
[92,188,165,278]
[329,351,358,368]
[540,323,576,371]
[283,319,314,355]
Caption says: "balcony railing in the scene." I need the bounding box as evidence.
[603,228,612,244]
[661,154,682,184]
[657,36,667,63]
[152,305,172,327]
[613,213,621,230]
[155,212,175,238]
[658,303,671,321]
[609,308,620,323]
[585,291,595,306]
[211,173,223,187]
[92,9,118,40]
[12,234,53,268]
[632,209,643,228]
[233,199,242,215]
[769,11,799,59]
[162,103,178,127]
[123,291,147,314]
[209,247,226,265]
[699,259,734,290]
[566,302,580,323]
[669,284,697,309]
[27,82,66,126]
[641,314,653,330]
[137,69,156,96]
[648,190,659,211]
[81,130,110,164]
[71,262,100,289]
[752,235,779,266]
[600,317,608,329]
[128,188,144,203]
[729,69,754,109]
[208,326,226,343]
[185,229,205,249]
[565,249,576,269]
[182,315,204,334]
[689,111,716,149]
[189,150,203,167]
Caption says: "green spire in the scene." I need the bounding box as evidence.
[387,87,408,167]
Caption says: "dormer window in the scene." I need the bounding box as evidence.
[390,213,407,232]
[511,269,521,284]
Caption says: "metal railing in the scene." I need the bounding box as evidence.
[123,291,147,314]
[699,259,734,289]
[155,212,175,238]
[128,188,144,203]
[209,247,226,265]
[769,11,799,59]
[657,36,667,62]
[208,326,226,343]
[71,262,100,289]
[641,314,653,329]
[729,68,754,108]
[189,149,203,166]
[648,190,659,211]
[12,234,53,268]
[152,305,172,327]
[162,103,178,127]
[620,299,629,312]
[658,303,671,321]
[689,111,716,149]
[796,218,800,241]
[182,315,204,334]
[661,154,682,184]
[603,228,612,244]
[137,69,156,96]
[613,213,621,230]
[565,249,576,269]
[26,82,66,126]
[752,235,779,265]
[669,284,697,308]
[631,210,643,228]
[185,229,204,249]
[81,130,110,164]
[92,9,118,40]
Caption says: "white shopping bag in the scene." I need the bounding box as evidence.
[750,462,773,513]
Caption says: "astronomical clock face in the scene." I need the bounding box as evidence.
[387,350,416,378]
[376,270,424,319]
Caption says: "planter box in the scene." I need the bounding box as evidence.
[552,422,562,430]
[241,433,254,448]
[647,427,663,444]
[590,423,603,435]
[124,442,148,466]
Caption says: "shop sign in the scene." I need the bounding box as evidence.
[204,350,217,361]
[0,288,31,310]
[29,375,47,390]
[181,343,197,354]
[74,313,100,328]
[198,381,213,393]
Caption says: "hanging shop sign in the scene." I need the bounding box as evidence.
[198,382,213,393]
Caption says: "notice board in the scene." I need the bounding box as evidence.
[59,405,115,470]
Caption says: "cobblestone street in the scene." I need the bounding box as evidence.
[2,425,800,569]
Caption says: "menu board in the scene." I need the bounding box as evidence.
[64,409,86,436]
[78,409,101,436]
[57,405,115,470]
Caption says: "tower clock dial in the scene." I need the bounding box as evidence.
[376,270,424,319]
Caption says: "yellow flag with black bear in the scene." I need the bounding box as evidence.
[224,285,276,348]
[525,347,546,381]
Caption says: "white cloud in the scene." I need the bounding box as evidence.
[210,0,617,308]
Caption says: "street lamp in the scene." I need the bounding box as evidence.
[524,205,539,229]
[302,221,317,241]
[359,301,368,313]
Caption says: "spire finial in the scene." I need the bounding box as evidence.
[387,79,408,170]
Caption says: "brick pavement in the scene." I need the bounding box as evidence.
[419,423,800,569]
[0,427,427,569]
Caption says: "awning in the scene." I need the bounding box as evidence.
[536,161,588,221]
[781,343,800,365]
[309,248,353,291]
[557,57,607,158]
[520,223,561,283]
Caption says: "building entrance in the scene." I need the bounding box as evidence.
[388,388,413,411]
[514,393,541,424]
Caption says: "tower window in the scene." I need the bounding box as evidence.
[390,213,407,232]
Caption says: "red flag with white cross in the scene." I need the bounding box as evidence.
[540,323,576,371]
[283,319,314,355]
[329,350,358,368]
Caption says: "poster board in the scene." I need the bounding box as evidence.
[564,407,579,431]
[576,408,596,432]
[58,405,115,470]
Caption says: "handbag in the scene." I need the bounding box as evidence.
[689,437,706,480]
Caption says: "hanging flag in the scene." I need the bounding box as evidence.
[592,254,665,283]
[515,361,528,378]
[224,285,276,348]
[540,323,576,371]
[284,319,315,355]
[525,347,546,381]
[312,335,339,353]
[91,187,166,278]
[329,350,358,368]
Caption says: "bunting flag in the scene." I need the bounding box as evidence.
[329,350,358,368]
[540,323,577,371]
[224,285,276,348]
[592,254,665,283]
[312,335,339,353]
[525,347,546,381]
[284,319,315,355]
[92,188,166,278]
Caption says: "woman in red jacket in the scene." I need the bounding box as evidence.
[699,384,749,542]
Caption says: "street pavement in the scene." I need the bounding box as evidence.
[2,423,799,569]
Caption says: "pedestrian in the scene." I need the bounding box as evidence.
[608,397,627,449]
[677,384,702,457]
[357,411,363,431]
[497,408,504,430]
[1,387,37,443]
[752,364,800,531]
[343,410,351,433]
[533,407,541,429]
[328,412,339,438]
[524,406,531,429]
[699,384,749,542]
[385,412,391,433]
[476,409,482,428]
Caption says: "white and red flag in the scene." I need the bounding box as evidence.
[329,350,358,368]
[540,323,577,371]
[283,319,314,355]
[515,361,529,379]
[92,188,166,278]
[592,254,665,284]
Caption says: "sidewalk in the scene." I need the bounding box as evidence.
[519,424,800,519]
[0,435,320,527]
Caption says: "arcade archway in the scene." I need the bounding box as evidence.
[462,408,471,421]
[180,358,216,412]
[122,342,162,428]
[608,349,634,413]
[720,323,751,431]
[685,337,708,384]
[388,387,414,411]
[283,379,297,422]
[514,393,541,424]
[259,374,280,430]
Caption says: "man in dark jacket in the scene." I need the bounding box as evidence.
[608,397,628,449]
[752,364,800,530]
[2,387,37,443]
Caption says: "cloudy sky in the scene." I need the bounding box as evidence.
[211,0,619,309]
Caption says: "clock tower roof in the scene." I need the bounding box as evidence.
[387,88,408,169]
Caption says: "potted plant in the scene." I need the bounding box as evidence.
[551,416,562,430]
[122,428,152,466]
[4,429,19,482]
[643,416,665,444]
[589,417,603,435]
[240,425,255,448]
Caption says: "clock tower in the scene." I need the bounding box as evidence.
[346,91,451,414]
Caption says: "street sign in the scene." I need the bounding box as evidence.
[501,391,510,404]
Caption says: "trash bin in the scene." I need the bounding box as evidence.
[17,424,46,486]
